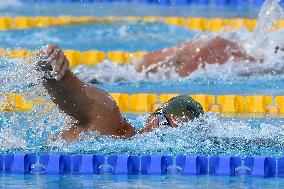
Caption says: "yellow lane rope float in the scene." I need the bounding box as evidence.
[1,93,284,116]
[0,16,284,32]
[0,49,147,68]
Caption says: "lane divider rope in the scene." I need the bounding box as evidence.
[0,154,281,177]
[21,0,268,7]
[0,48,146,68]
[0,16,284,32]
[1,93,284,115]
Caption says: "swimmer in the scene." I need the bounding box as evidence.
[135,36,256,77]
[38,35,264,141]
[36,44,204,141]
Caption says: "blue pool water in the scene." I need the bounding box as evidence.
[0,0,284,156]
[0,1,260,17]
[0,22,197,51]
[1,174,284,189]
[1,0,284,188]
[96,76,284,95]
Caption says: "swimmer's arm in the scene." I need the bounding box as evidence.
[38,44,106,125]
[43,70,96,124]
[38,44,137,140]
[138,115,159,134]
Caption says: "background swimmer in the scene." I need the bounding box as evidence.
[136,36,256,77]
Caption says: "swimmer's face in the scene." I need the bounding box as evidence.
[162,112,178,128]
[162,110,194,127]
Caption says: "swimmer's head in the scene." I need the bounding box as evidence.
[154,95,204,122]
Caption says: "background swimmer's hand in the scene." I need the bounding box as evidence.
[37,44,69,81]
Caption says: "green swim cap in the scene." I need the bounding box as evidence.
[154,95,204,119]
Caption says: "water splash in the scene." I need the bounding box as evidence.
[244,0,284,57]
[255,0,283,37]
[0,0,284,156]
[46,0,284,156]
[74,60,180,83]
[43,113,284,157]
[0,54,70,152]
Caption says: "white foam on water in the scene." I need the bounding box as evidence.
[0,54,71,151]
[74,59,180,83]
[44,113,284,156]
[0,127,27,151]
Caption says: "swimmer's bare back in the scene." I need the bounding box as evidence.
[37,45,137,141]
[136,37,256,77]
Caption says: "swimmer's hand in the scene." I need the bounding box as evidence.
[36,44,69,81]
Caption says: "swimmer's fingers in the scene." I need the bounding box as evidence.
[138,115,159,134]
[147,116,159,130]
[45,45,61,63]
[60,57,69,76]
[36,44,60,71]
[55,55,69,81]
[50,51,66,81]
[50,50,64,73]
[38,44,58,60]
[35,45,54,67]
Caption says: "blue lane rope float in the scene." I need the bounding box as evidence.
[0,154,283,177]
[20,0,274,7]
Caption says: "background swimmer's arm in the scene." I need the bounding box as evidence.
[135,48,174,73]
[193,37,256,65]
[136,37,257,77]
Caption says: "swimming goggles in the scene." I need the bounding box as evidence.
[158,114,171,127]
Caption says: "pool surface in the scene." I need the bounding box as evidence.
[1,174,284,189]
[0,0,284,156]
[1,0,284,188]
[0,1,261,18]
